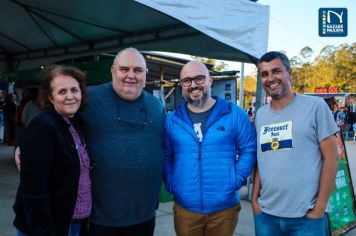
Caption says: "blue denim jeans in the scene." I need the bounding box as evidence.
[254,211,330,236]
[16,223,81,236]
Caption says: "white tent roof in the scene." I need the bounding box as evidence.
[137,0,269,60]
[0,0,269,71]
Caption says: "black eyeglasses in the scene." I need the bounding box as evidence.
[180,75,206,87]
[117,105,149,129]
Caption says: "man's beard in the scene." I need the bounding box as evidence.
[265,81,291,101]
[183,86,211,108]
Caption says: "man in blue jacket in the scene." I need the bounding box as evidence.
[164,60,257,236]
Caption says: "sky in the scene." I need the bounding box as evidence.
[258,0,355,59]
[233,0,356,75]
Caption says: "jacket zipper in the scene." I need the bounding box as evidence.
[198,141,204,211]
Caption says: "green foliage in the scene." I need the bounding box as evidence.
[191,56,227,71]
[291,43,355,93]
[237,75,257,108]
[238,75,257,92]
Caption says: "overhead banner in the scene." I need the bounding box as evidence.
[329,132,356,235]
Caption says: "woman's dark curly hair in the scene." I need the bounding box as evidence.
[38,64,87,112]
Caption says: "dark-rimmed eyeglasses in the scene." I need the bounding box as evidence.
[117,105,149,129]
[180,75,206,87]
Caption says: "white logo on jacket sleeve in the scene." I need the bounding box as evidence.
[260,121,293,152]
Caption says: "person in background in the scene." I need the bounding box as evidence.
[336,106,346,131]
[21,87,41,127]
[252,51,338,236]
[344,106,353,140]
[4,93,17,145]
[79,47,165,236]
[164,60,256,236]
[15,89,31,128]
[0,90,5,127]
[324,97,337,116]
[247,107,255,122]
[13,65,92,236]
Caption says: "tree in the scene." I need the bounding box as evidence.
[241,75,257,92]
[300,46,314,64]
[191,56,227,71]
[237,75,256,108]
[298,46,314,92]
[290,56,302,68]
[291,43,355,93]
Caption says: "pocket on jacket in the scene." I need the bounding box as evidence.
[169,175,176,195]
[230,167,238,191]
[168,182,175,195]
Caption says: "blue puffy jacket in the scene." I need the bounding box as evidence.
[164,96,256,214]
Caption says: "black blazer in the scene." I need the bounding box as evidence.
[13,110,85,236]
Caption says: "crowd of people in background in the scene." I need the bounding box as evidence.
[0,87,41,145]
[1,92,17,144]
[336,106,356,140]
[326,96,356,140]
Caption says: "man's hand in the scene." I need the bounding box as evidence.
[14,146,21,171]
[252,200,261,215]
[306,208,325,219]
[252,167,262,215]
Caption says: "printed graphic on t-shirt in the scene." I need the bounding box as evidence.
[194,123,203,142]
[260,121,293,152]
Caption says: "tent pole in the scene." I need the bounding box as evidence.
[239,63,245,108]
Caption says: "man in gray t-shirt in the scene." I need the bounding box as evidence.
[252,51,338,236]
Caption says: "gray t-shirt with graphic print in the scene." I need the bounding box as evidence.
[255,94,338,218]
